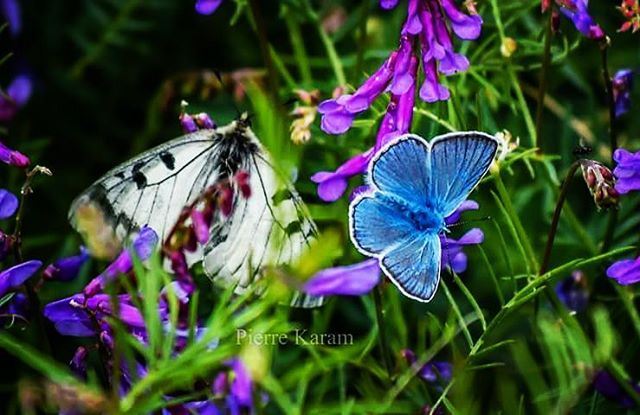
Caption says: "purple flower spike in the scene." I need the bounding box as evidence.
[0,189,18,219]
[607,256,640,285]
[559,0,605,40]
[195,0,224,15]
[0,260,42,297]
[302,258,381,296]
[0,75,32,122]
[612,69,634,118]
[43,246,90,282]
[613,148,640,195]
[0,141,29,168]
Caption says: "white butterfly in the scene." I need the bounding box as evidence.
[69,114,323,307]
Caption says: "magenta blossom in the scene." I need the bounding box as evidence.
[0,141,29,168]
[558,0,605,40]
[314,0,482,201]
[302,259,381,296]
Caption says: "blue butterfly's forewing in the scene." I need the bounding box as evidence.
[380,232,441,302]
[350,193,424,256]
[369,136,431,205]
[429,132,498,217]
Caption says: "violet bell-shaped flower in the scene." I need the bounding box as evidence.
[312,60,417,202]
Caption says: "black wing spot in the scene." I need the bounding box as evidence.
[160,151,176,170]
[132,162,144,173]
[272,189,293,206]
[114,172,125,179]
[285,221,301,236]
[133,171,147,189]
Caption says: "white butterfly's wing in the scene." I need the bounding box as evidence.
[203,138,323,308]
[69,130,220,260]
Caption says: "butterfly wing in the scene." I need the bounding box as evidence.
[369,135,431,205]
[429,132,498,216]
[69,130,221,260]
[380,232,441,302]
[203,148,323,307]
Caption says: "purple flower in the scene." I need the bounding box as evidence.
[613,148,640,195]
[558,0,605,40]
[315,0,481,201]
[555,270,589,311]
[593,370,640,408]
[0,260,42,297]
[226,358,253,408]
[0,292,28,322]
[302,259,381,296]
[0,0,20,36]
[0,188,18,219]
[607,256,640,285]
[0,140,29,168]
[43,246,90,282]
[0,75,32,122]
[84,226,158,296]
[195,0,223,15]
[313,64,417,202]
[44,293,145,337]
[440,200,484,273]
[440,229,483,273]
[402,349,453,385]
[613,69,634,118]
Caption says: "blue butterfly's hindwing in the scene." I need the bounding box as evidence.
[349,132,498,302]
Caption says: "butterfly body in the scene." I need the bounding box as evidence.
[69,115,322,307]
[349,132,498,302]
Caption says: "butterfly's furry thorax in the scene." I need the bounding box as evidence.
[378,192,445,233]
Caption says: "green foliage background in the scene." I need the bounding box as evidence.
[1,0,640,413]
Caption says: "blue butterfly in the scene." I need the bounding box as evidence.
[349,132,499,302]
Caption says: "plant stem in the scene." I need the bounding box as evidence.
[373,285,393,381]
[301,0,346,86]
[354,0,371,78]
[534,9,553,151]
[599,38,619,253]
[247,0,279,96]
[284,7,312,87]
[539,161,581,275]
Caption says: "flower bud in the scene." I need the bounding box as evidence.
[70,346,88,379]
[194,112,216,129]
[500,37,517,58]
[580,160,619,209]
[0,141,30,168]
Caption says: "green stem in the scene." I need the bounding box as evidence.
[301,1,346,86]
[354,0,371,78]
[539,161,581,275]
[599,38,619,252]
[247,0,279,95]
[373,285,393,381]
[284,7,312,86]
[494,172,539,271]
[534,9,553,151]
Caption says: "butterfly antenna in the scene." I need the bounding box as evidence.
[213,69,244,120]
[447,216,492,228]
